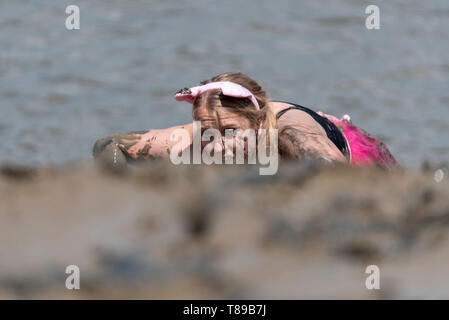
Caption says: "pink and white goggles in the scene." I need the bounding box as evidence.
[175,81,260,110]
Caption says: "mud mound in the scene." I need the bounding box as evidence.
[0,161,448,299]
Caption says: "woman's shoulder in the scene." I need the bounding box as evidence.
[269,100,326,135]
[268,100,296,117]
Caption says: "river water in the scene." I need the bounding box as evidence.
[1,0,448,167]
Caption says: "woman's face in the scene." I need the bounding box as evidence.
[194,105,257,160]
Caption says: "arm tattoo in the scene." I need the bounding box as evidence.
[279,126,333,163]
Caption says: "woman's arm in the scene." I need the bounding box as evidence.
[278,125,346,163]
[93,123,193,165]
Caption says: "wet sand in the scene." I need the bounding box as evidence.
[1,161,449,299]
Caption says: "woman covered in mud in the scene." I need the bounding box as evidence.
[93,72,400,170]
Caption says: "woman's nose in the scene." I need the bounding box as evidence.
[222,136,236,158]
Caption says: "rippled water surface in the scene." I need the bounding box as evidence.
[1,0,448,167]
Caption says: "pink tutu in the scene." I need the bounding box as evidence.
[328,116,400,171]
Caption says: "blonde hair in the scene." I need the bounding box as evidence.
[192,72,276,134]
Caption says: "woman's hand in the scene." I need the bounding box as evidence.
[93,123,193,165]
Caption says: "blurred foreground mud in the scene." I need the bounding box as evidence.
[1,161,449,299]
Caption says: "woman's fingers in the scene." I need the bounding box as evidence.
[342,114,352,124]
[93,137,128,168]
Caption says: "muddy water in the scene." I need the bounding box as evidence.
[0,0,448,167]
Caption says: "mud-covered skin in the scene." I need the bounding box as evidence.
[274,103,347,163]
[93,131,154,165]
[111,131,147,160]
[92,136,114,159]
[93,124,194,165]
[278,126,344,164]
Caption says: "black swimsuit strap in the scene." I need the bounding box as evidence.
[273,100,347,156]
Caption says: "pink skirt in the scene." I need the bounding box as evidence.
[329,117,400,171]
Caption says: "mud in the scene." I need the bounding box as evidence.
[0,161,448,299]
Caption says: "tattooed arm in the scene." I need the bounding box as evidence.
[93,123,193,165]
[278,126,346,163]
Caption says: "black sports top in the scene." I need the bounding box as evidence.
[273,100,347,156]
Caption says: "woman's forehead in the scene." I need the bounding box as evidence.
[194,106,241,125]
